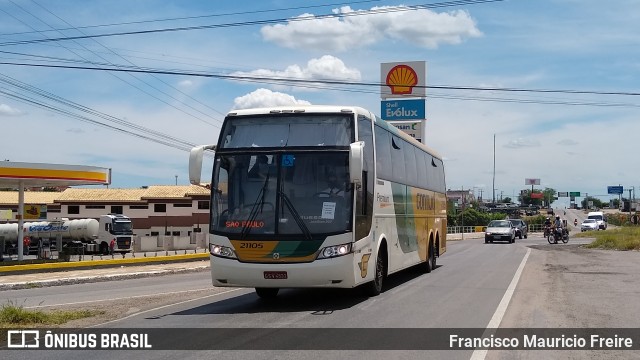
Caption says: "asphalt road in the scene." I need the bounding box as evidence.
[2,232,639,360]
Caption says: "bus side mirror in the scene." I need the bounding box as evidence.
[189,145,216,185]
[349,141,364,185]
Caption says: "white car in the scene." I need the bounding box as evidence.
[581,219,599,232]
[485,220,516,243]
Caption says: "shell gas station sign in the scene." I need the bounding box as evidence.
[380,61,427,99]
[380,61,427,143]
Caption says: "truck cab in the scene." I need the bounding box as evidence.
[99,214,134,253]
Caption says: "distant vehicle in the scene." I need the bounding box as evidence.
[587,211,607,230]
[547,208,554,215]
[0,214,133,255]
[507,219,528,239]
[485,220,515,244]
[580,219,599,232]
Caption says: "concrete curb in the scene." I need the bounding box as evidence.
[0,253,210,274]
[0,265,210,291]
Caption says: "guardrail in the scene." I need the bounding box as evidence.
[447,224,548,234]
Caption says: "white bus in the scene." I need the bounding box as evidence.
[189,105,447,298]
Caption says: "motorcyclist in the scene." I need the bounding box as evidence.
[544,217,552,236]
[574,218,578,227]
[554,215,562,233]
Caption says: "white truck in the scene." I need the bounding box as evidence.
[0,214,133,255]
[587,211,607,230]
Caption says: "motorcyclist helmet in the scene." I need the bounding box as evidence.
[546,217,550,220]
[555,215,560,219]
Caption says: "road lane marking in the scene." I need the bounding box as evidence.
[470,247,531,360]
[24,287,215,309]
[89,288,244,328]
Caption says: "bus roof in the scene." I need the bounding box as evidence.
[225,105,442,160]
[226,105,370,117]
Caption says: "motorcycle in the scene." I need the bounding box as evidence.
[574,219,578,227]
[547,225,569,244]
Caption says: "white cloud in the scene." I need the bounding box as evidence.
[232,88,312,110]
[504,138,541,149]
[261,6,482,51]
[230,55,361,86]
[0,104,24,116]
[558,139,578,146]
[178,80,193,87]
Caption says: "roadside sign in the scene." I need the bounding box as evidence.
[607,186,624,194]
[381,99,426,120]
[388,121,422,142]
[569,191,580,197]
[525,178,540,185]
[557,192,568,197]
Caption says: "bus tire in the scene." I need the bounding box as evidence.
[255,287,279,299]
[421,240,435,273]
[362,245,386,297]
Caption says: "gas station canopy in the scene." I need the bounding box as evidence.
[0,161,111,187]
[0,161,111,261]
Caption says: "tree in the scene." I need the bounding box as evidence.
[519,190,543,206]
[612,198,620,209]
[542,188,556,207]
[581,196,605,209]
[502,197,512,204]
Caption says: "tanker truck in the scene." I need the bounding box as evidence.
[0,214,133,255]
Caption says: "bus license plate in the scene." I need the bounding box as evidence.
[264,271,287,280]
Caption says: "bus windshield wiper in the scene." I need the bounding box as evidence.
[278,187,312,241]
[240,171,270,239]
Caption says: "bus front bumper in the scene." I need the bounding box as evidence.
[210,253,357,289]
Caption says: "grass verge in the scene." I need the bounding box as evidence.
[0,301,102,327]
[575,227,640,250]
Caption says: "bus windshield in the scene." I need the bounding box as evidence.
[218,114,353,148]
[211,152,353,238]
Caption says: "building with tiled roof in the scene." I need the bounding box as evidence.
[0,185,212,252]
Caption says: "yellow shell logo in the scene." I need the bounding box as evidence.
[386,65,418,95]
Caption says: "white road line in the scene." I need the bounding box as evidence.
[89,288,244,328]
[24,288,214,309]
[470,247,531,360]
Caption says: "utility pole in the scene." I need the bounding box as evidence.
[461,186,465,241]
[175,175,178,186]
[492,134,496,204]
[479,189,484,203]
[629,189,633,220]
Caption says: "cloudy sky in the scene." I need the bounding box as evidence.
[1,0,639,207]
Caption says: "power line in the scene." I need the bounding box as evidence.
[0,73,198,151]
[8,0,223,128]
[0,0,383,36]
[0,0,503,47]
[3,61,640,99]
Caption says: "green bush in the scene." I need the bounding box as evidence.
[448,208,508,226]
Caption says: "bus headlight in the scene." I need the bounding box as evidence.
[209,243,237,259]
[317,243,352,259]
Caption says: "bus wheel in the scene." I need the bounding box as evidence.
[431,241,437,270]
[255,288,279,299]
[363,247,385,296]
[421,240,435,274]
